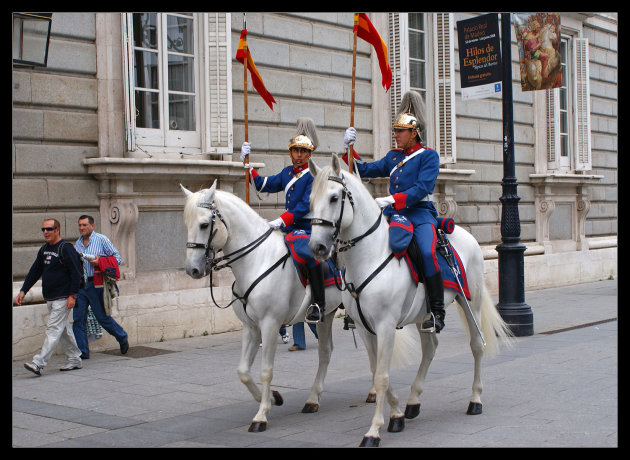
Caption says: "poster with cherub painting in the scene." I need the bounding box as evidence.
[514,13,562,91]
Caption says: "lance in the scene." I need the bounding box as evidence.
[348,13,359,174]
[243,13,250,204]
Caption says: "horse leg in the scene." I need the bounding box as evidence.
[248,321,282,432]
[360,327,397,447]
[404,323,438,419]
[360,331,378,403]
[461,296,485,415]
[237,324,262,404]
[302,312,335,413]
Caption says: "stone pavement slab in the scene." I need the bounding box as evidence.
[12,279,617,448]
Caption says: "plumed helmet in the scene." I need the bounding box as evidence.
[393,91,426,140]
[288,134,316,151]
[288,117,319,152]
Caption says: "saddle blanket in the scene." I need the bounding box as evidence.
[293,258,344,288]
[390,215,470,300]
[401,242,471,300]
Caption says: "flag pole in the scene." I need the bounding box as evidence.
[243,14,250,204]
[349,13,358,174]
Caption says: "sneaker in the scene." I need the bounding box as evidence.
[281,334,290,344]
[59,363,82,372]
[24,362,42,376]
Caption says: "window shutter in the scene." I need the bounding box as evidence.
[433,13,456,163]
[204,13,233,154]
[573,37,591,171]
[122,13,136,152]
[388,13,403,149]
[546,88,560,168]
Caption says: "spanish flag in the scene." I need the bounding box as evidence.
[236,29,276,110]
[354,13,392,92]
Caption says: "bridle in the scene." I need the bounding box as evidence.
[310,173,392,335]
[186,199,288,309]
[310,174,385,252]
[185,201,227,266]
[310,173,382,253]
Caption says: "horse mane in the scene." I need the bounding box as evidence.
[184,188,266,229]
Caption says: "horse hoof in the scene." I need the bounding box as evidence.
[365,393,376,403]
[467,402,482,415]
[404,403,421,419]
[387,416,405,432]
[272,390,284,406]
[359,436,380,447]
[248,421,267,432]
[302,402,319,413]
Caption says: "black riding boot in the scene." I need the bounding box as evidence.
[305,264,326,323]
[421,271,446,333]
[407,238,446,333]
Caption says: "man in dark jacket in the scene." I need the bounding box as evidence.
[16,219,83,376]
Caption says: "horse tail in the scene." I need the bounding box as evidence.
[391,325,419,370]
[479,285,515,359]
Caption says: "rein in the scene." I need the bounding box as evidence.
[310,173,393,335]
[186,200,288,310]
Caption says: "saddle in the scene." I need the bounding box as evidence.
[389,216,470,300]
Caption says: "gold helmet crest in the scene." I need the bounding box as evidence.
[393,113,420,131]
[288,134,315,152]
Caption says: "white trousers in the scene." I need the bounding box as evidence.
[33,298,82,368]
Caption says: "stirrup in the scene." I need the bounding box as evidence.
[419,312,437,334]
[343,315,356,330]
[305,303,323,324]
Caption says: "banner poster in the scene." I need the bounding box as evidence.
[457,13,502,101]
[514,13,562,91]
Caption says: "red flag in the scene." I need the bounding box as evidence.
[236,29,276,110]
[354,13,392,91]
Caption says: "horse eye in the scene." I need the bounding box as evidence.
[330,195,339,203]
[200,222,210,230]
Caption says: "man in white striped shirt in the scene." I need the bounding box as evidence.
[74,215,129,358]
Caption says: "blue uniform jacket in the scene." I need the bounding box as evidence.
[251,163,313,233]
[346,143,439,226]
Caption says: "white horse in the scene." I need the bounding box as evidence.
[181,181,346,432]
[308,154,513,447]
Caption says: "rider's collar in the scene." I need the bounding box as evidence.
[292,163,309,174]
[404,142,423,156]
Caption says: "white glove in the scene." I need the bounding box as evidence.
[344,127,356,149]
[375,196,395,208]
[240,142,251,162]
[268,218,284,229]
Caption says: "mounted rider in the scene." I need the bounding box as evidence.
[342,91,446,333]
[241,118,326,324]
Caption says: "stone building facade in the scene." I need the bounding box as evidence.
[12,12,617,359]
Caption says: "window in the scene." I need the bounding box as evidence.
[122,13,233,156]
[546,31,591,171]
[388,13,456,163]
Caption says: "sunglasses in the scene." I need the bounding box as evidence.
[41,227,57,232]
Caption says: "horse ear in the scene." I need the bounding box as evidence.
[180,184,192,196]
[308,157,320,177]
[203,179,217,203]
[332,152,341,176]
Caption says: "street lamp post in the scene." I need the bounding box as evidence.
[496,12,534,336]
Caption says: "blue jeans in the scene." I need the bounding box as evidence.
[292,322,318,349]
[73,281,128,356]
